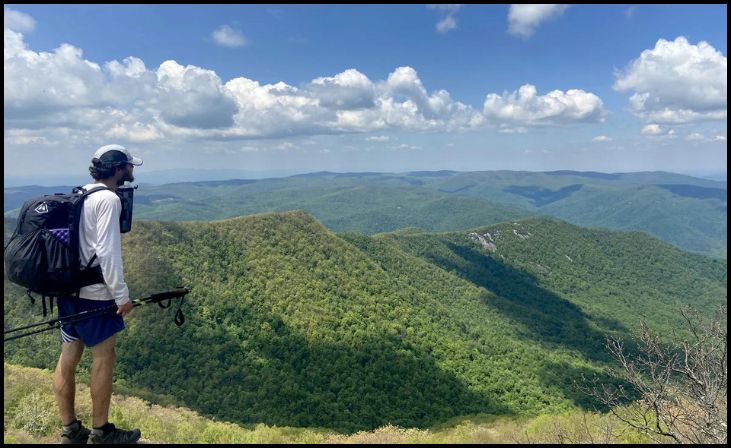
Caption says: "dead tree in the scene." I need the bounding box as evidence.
[583,305,727,444]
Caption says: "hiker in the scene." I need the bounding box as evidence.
[54,144,143,444]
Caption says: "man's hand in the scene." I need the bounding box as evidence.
[117,301,134,317]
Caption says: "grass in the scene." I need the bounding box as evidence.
[4,363,649,444]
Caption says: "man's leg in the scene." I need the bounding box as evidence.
[54,339,85,426]
[90,334,116,428]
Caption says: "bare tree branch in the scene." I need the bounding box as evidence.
[581,305,727,444]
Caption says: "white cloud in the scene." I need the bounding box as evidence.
[212,25,248,48]
[106,121,163,142]
[6,129,50,145]
[640,124,677,138]
[221,65,485,138]
[592,135,612,142]
[4,30,106,115]
[641,124,663,135]
[156,60,239,129]
[308,69,376,110]
[613,37,727,123]
[4,8,35,33]
[223,77,328,138]
[483,84,606,126]
[508,4,569,38]
[366,135,390,142]
[436,15,457,33]
[428,4,462,34]
[391,143,421,151]
[4,16,607,150]
[382,66,483,129]
[4,27,239,133]
[684,133,728,142]
[498,125,527,134]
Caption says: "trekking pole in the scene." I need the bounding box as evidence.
[4,287,191,342]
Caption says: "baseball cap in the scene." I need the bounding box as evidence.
[93,144,143,166]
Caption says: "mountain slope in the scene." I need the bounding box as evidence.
[3,212,726,433]
[369,217,726,338]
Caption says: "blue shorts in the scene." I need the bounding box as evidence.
[57,296,125,347]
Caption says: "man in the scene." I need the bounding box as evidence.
[54,144,143,444]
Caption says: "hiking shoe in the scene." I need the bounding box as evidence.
[61,420,91,444]
[87,422,141,444]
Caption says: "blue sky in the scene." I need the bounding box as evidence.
[4,4,727,183]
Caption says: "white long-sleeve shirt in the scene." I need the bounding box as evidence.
[78,183,130,306]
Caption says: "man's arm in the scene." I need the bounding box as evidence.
[94,194,131,308]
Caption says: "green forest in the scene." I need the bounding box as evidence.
[5,170,727,257]
[4,211,726,433]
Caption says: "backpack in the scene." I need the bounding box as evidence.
[4,186,109,314]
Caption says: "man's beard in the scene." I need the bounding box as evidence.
[117,169,135,185]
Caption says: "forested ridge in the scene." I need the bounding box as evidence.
[3,211,726,432]
[5,170,727,257]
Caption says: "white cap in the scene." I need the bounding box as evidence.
[93,144,143,166]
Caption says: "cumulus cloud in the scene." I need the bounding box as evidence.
[592,135,612,142]
[483,84,606,126]
[428,5,462,34]
[641,124,677,138]
[508,4,569,38]
[5,30,106,116]
[212,25,248,48]
[4,14,607,149]
[156,60,239,129]
[383,66,483,130]
[106,121,164,143]
[641,124,663,135]
[220,65,486,137]
[222,77,329,138]
[4,27,238,134]
[614,37,727,123]
[307,69,376,110]
[4,8,35,33]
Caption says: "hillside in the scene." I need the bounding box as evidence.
[4,170,725,257]
[5,363,651,444]
[366,218,726,337]
[3,212,726,433]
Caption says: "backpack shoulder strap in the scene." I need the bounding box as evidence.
[73,185,109,273]
[75,185,110,199]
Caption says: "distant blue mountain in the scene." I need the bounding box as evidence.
[4,170,726,257]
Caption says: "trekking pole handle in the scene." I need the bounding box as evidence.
[138,287,191,305]
[4,287,191,341]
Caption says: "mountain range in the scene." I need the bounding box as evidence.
[4,210,726,432]
[5,170,726,257]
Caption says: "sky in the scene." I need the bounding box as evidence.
[4,4,728,184]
